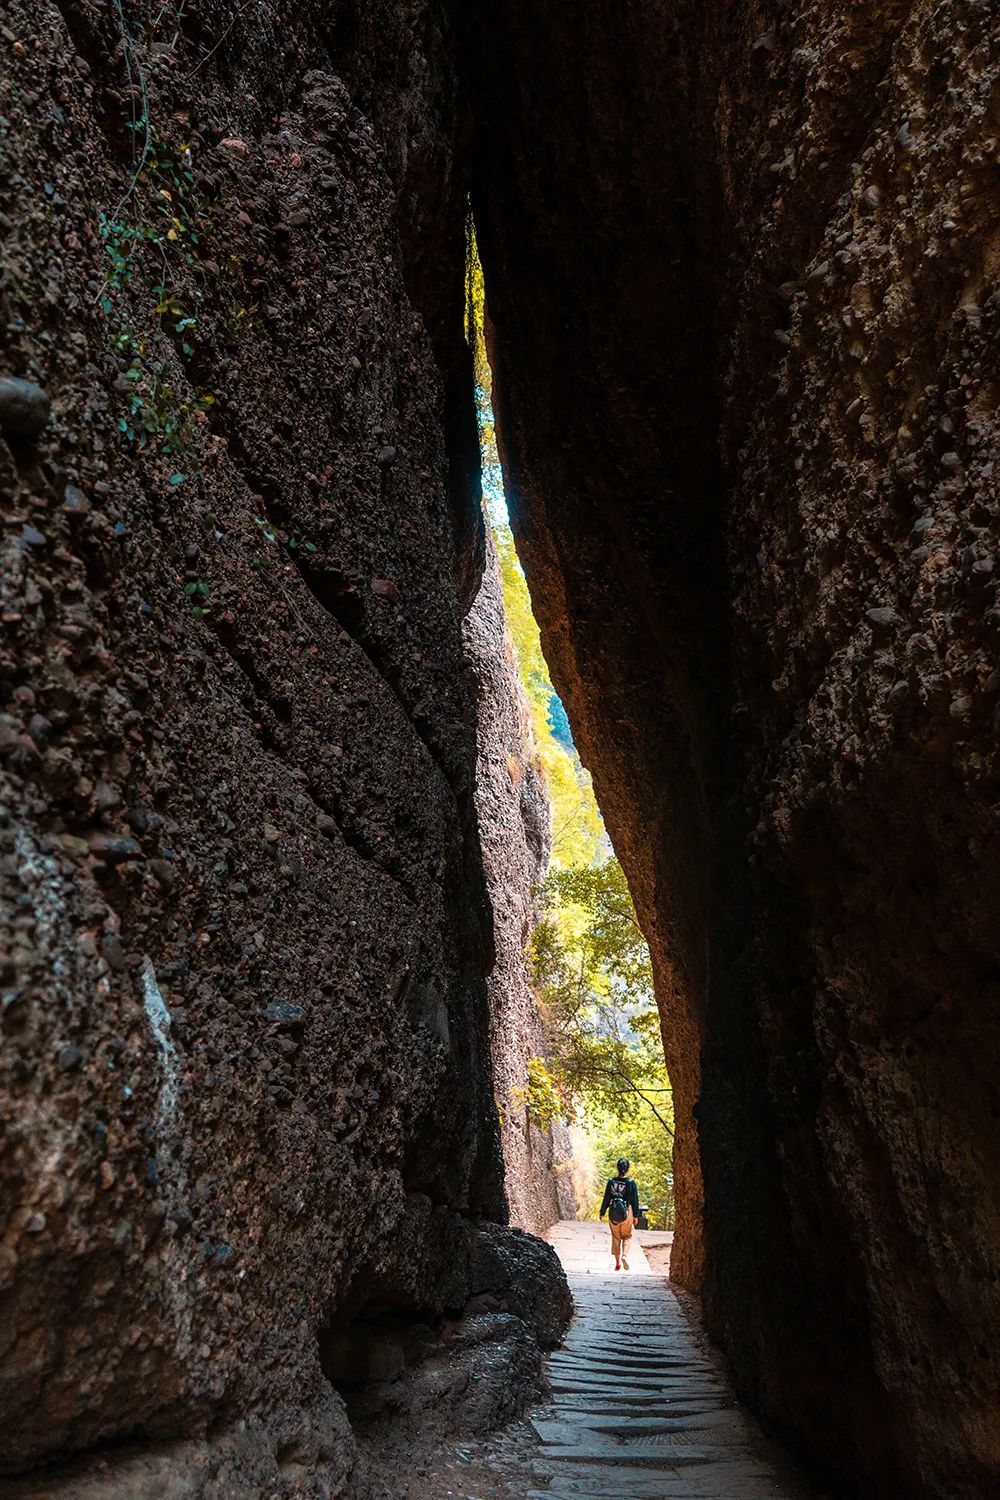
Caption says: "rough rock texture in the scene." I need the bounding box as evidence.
[341,1224,571,1500]
[325,1221,571,1436]
[0,1,539,1492]
[702,10,1000,1494]
[469,3,1000,1497]
[8,0,1000,1494]
[464,529,577,1233]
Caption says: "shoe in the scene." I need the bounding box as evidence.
[622,1258,629,1270]
[614,1261,621,1270]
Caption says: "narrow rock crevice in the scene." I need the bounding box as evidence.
[2,3,999,1499]
[0,3,551,1493]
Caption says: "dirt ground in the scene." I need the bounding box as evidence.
[637,1228,674,1279]
[369,1416,536,1499]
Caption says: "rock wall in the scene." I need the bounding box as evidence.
[702,6,1000,1494]
[468,0,724,1298]
[7,0,999,1492]
[464,528,577,1234]
[468,3,1000,1497]
[0,2,570,1492]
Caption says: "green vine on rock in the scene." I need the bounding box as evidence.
[183,578,211,618]
[512,1055,569,1132]
[98,107,217,469]
[250,515,319,569]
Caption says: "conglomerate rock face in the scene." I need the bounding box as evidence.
[0,1,574,1493]
[469,2,1000,1497]
[464,530,577,1234]
[7,0,1000,1495]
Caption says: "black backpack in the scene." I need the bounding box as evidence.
[608,1177,630,1224]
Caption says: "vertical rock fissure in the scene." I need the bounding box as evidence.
[4,2,1000,1496]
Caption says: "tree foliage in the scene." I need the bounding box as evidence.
[468,230,605,870]
[494,529,606,870]
[531,859,674,1139]
[511,1055,568,1132]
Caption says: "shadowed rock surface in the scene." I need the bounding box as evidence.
[4,1,1000,1497]
[0,1,566,1493]
[469,3,722,1303]
[469,2,1000,1496]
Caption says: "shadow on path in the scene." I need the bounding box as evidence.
[531,1221,830,1500]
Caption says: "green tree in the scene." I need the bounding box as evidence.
[493,527,606,870]
[531,859,674,1139]
[468,225,605,871]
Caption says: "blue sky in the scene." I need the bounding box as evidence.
[477,385,575,753]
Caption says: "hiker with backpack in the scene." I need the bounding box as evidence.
[599,1156,641,1270]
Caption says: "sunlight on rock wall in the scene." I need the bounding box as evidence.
[467,234,674,1229]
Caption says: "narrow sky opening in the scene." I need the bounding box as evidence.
[466,226,675,1229]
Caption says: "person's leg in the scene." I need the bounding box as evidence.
[610,1221,622,1268]
[621,1214,633,1269]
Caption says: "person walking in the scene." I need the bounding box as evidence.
[599,1156,641,1270]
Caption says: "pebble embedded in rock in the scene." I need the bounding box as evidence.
[168,1206,193,1236]
[100,933,127,970]
[129,803,153,834]
[27,713,50,745]
[0,377,50,439]
[88,833,144,863]
[93,781,121,813]
[866,606,898,631]
[150,858,177,888]
[63,484,88,515]
[264,999,304,1029]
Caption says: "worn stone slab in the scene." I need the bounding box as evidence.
[523,1222,828,1500]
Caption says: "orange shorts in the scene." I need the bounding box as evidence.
[610,1214,633,1255]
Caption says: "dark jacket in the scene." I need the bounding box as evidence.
[600,1175,640,1220]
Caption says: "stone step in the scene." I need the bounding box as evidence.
[525,1222,828,1500]
[529,1470,801,1499]
[534,1403,755,1430]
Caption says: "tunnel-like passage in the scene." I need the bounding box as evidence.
[2,2,999,1497]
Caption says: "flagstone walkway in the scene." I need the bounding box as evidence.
[529,1221,828,1500]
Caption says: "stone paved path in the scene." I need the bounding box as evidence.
[528,1221,827,1500]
